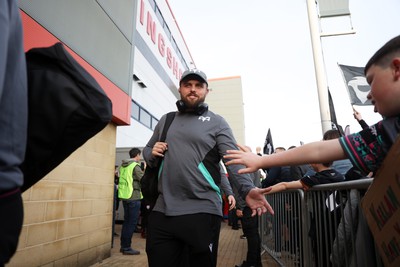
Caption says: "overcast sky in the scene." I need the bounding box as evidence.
[167,0,399,150]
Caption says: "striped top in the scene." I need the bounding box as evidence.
[339,116,400,175]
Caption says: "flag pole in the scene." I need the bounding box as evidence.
[305,0,332,135]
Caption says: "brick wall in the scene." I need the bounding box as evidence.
[7,124,117,267]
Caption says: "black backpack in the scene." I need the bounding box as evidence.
[140,112,175,205]
[21,42,112,191]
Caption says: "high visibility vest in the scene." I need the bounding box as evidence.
[118,162,138,199]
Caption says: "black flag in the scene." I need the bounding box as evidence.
[263,129,274,155]
[328,89,344,136]
[338,64,372,105]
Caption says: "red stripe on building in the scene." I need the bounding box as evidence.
[20,11,131,126]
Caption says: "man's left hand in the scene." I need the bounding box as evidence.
[245,187,274,216]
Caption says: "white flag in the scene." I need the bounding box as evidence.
[338,64,372,106]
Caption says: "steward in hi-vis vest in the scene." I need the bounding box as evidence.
[117,147,144,255]
[118,161,139,199]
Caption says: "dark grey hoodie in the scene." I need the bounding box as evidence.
[143,110,255,217]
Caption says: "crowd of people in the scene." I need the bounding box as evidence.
[112,30,400,265]
[110,87,387,267]
[224,34,400,266]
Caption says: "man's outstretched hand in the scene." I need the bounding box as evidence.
[245,187,274,216]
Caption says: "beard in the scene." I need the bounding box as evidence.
[181,94,206,110]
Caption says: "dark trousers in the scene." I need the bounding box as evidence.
[120,200,141,249]
[242,206,262,267]
[0,189,23,266]
[146,211,221,267]
[229,208,240,229]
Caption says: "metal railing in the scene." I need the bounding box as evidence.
[260,178,384,267]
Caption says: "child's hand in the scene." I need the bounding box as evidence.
[353,107,363,121]
[224,144,262,174]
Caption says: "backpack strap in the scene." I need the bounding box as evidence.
[160,112,176,142]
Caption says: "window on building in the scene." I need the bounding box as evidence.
[164,23,171,40]
[140,109,152,128]
[155,6,164,25]
[171,36,178,51]
[131,101,140,120]
[148,0,156,12]
[131,100,159,130]
[149,0,193,70]
[151,117,158,130]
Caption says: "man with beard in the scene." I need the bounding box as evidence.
[143,69,273,267]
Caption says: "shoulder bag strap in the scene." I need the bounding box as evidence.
[160,111,176,142]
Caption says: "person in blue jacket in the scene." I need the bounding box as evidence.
[0,1,28,265]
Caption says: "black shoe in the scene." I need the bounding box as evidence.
[232,227,240,230]
[120,248,140,255]
[240,234,246,239]
[235,261,248,267]
[234,261,258,267]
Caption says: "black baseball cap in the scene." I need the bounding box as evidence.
[179,69,208,85]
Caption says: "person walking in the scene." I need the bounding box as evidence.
[234,146,263,267]
[118,148,143,255]
[143,69,273,267]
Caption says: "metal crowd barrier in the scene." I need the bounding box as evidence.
[260,178,384,267]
